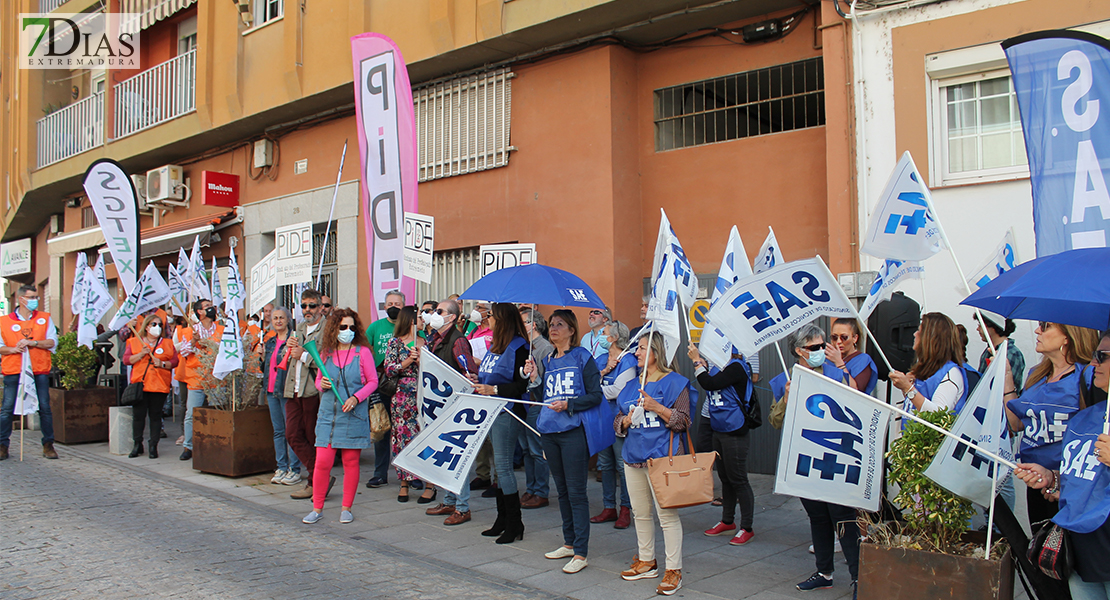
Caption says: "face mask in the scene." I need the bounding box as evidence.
[470,310,483,324]
[25,299,39,311]
[806,348,826,368]
[248,319,259,328]
[386,306,401,320]
[337,329,355,344]
[598,336,612,350]
[205,307,217,320]
[425,312,445,329]
[148,325,162,337]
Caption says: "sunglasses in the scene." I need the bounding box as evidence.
[301,303,318,310]
[1093,349,1110,365]
[337,324,354,331]
[589,310,604,315]
[321,303,332,308]
[1038,321,1053,331]
[829,334,852,342]
[802,343,826,352]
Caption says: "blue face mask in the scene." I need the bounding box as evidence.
[598,336,612,350]
[25,299,39,311]
[337,330,355,345]
[806,348,826,368]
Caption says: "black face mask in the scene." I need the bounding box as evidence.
[204,307,217,320]
[386,306,401,320]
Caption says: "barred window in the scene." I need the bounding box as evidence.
[416,247,482,307]
[82,206,97,228]
[654,57,825,151]
[414,69,514,182]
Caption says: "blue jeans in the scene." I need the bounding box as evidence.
[267,393,301,473]
[542,426,591,557]
[490,410,524,495]
[182,389,206,450]
[372,392,391,481]
[1,373,53,446]
[446,476,472,512]
[1070,572,1110,600]
[518,406,549,497]
[597,435,629,509]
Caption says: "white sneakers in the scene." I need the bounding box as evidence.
[562,557,588,574]
[280,470,302,486]
[545,546,587,572]
[271,470,286,484]
[808,540,843,554]
[545,546,575,560]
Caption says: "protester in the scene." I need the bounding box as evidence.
[466,301,497,495]
[978,316,1026,393]
[420,301,437,338]
[320,295,334,320]
[594,320,636,529]
[263,307,301,485]
[448,294,479,337]
[519,307,553,509]
[178,299,224,461]
[302,309,378,525]
[769,323,859,594]
[472,303,531,544]
[423,298,479,524]
[467,302,493,346]
[1006,321,1098,524]
[384,306,435,503]
[284,289,334,501]
[580,306,611,359]
[828,318,877,394]
[616,332,692,595]
[689,342,755,546]
[888,312,969,417]
[628,296,649,339]
[364,289,405,489]
[123,313,178,459]
[526,309,602,574]
[171,315,191,446]
[955,324,983,391]
[1015,328,1110,600]
[0,284,58,461]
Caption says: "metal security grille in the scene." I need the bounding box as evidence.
[416,248,482,307]
[654,57,825,151]
[414,69,514,182]
[277,228,337,311]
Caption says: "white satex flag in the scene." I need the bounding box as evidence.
[14,352,38,415]
[210,256,223,308]
[774,366,892,512]
[861,152,946,261]
[753,226,786,274]
[858,259,925,322]
[167,264,189,316]
[187,236,211,301]
[225,250,245,313]
[108,262,171,330]
[419,350,475,428]
[78,265,114,348]
[212,307,243,380]
[704,257,856,358]
[93,253,108,289]
[923,341,1015,506]
[71,251,88,316]
[701,226,752,368]
[393,393,507,495]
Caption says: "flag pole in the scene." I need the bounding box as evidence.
[316,140,348,289]
[984,466,998,560]
[20,414,24,461]
[927,198,997,359]
[500,406,541,437]
[774,342,790,374]
[817,257,897,373]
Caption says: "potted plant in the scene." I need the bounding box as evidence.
[50,332,116,444]
[857,409,1014,600]
[191,327,275,477]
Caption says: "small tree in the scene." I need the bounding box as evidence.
[53,332,99,390]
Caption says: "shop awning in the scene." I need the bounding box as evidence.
[94,209,237,261]
[121,0,196,33]
[47,227,106,257]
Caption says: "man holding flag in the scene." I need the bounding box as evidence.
[0,285,59,460]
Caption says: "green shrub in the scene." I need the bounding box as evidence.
[53,332,98,390]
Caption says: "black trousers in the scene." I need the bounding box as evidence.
[801,498,860,580]
[713,428,755,530]
[1026,486,1059,525]
[133,391,167,446]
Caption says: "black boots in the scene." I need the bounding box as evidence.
[129,442,144,458]
[149,443,158,459]
[496,493,525,544]
[482,490,506,536]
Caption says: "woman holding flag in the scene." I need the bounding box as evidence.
[888,313,970,416]
[384,307,434,504]
[123,313,178,459]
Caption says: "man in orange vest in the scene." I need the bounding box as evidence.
[0,284,59,460]
[176,298,223,461]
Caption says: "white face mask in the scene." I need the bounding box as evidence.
[470,310,483,324]
[148,325,162,337]
[425,311,445,329]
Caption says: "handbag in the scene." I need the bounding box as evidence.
[369,402,391,442]
[1027,519,1074,580]
[646,429,717,509]
[120,360,153,407]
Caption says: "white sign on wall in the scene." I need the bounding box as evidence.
[275,221,313,286]
[0,238,32,277]
[249,249,278,315]
[403,213,435,284]
[479,243,536,277]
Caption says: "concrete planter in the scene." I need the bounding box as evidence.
[191,406,275,477]
[50,387,116,444]
[858,541,1013,600]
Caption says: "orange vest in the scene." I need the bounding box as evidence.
[173,326,191,384]
[179,323,224,390]
[128,337,176,394]
[1,311,53,375]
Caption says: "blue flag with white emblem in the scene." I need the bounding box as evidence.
[1004,31,1110,256]
[861,152,945,261]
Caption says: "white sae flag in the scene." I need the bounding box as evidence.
[212,307,243,380]
[78,265,115,348]
[858,259,925,322]
[861,152,946,261]
[210,257,223,308]
[701,226,753,368]
[753,227,786,274]
[14,352,39,415]
[108,262,172,330]
[646,239,684,364]
[392,393,507,495]
[225,250,245,313]
[775,366,892,512]
[71,252,88,316]
[419,351,475,428]
[651,209,699,307]
[923,341,1015,506]
[705,257,856,358]
[965,229,1020,292]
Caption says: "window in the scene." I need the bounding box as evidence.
[278,227,335,310]
[933,71,1027,185]
[414,69,513,182]
[416,247,482,307]
[653,57,825,151]
[91,71,106,94]
[178,16,197,54]
[82,206,97,228]
[254,0,283,27]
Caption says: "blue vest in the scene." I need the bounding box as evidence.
[602,352,639,389]
[537,346,592,434]
[478,336,527,398]
[1007,366,1090,468]
[1052,401,1110,534]
[771,362,846,402]
[910,361,969,414]
[706,358,752,433]
[619,372,689,464]
[314,347,371,449]
[845,352,878,395]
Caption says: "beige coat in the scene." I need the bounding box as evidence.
[283,319,325,399]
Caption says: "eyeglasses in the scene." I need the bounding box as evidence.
[338,324,354,331]
[301,303,318,310]
[829,334,852,342]
[321,303,332,308]
[1093,349,1110,364]
[1038,321,1053,331]
[801,343,825,352]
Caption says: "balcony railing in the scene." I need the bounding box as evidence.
[36,91,104,168]
[114,48,196,139]
[39,0,67,11]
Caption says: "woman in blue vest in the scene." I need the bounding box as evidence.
[525,309,602,574]
[593,320,638,530]
[471,303,532,544]
[1005,321,1098,525]
[828,318,877,395]
[889,312,970,419]
[615,332,692,596]
[1016,329,1110,600]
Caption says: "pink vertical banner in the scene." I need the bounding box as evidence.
[351,33,418,321]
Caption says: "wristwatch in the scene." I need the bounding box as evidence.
[904,388,917,401]
[493,385,499,396]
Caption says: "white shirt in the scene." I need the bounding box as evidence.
[294,321,322,385]
[907,366,965,413]
[12,310,58,354]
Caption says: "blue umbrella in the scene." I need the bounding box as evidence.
[459,263,606,309]
[960,248,1110,331]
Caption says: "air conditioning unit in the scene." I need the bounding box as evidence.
[146,165,184,203]
[130,175,148,209]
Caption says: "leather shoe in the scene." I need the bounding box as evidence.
[179,448,192,461]
[0,445,8,461]
[469,477,491,490]
[521,495,549,509]
[590,508,618,523]
[291,483,313,500]
[443,510,471,525]
[520,492,534,504]
[614,506,631,529]
[417,488,438,505]
[148,445,159,459]
[42,443,59,459]
[365,476,388,488]
[129,442,144,458]
[425,503,455,516]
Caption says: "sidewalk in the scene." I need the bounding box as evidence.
[63,419,858,600]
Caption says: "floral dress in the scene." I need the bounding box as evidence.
[384,336,421,481]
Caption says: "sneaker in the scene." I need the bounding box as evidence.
[562,557,588,574]
[280,471,302,486]
[271,470,287,484]
[302,510,322,524]
[656,569,682,595]
[545,546,575,560]
[704,521,737,537]
[796,572,833,591]
[807,540,843,554]
[365,476,388,488]
[729,529,755,546]
[340,510,354,524]
[620,559,658,581]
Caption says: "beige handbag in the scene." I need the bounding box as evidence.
[646,429,717,509]
[369,401,391,442]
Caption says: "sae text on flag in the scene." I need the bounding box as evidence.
[775,366,891,512]
[704,257,855,358]
[861,152,945,261]
[14,352,39,416]
[108,262,172,330]
[1004,31,1110,255]
[646,210,690,364]
[923,341,1015,506]
[212,307,243,380]
[701,226,753,368]
[392,393,507,495]
[651,209,699,307]
[419,351,475,428]
[858,260,924,322]
[965,230,1019,292]
[78,265,114,348]
[753,227,786,274]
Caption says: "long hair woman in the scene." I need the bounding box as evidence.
[889,313,969,416]
[123,313,178,459]
[827,318,877,394]
[384,306,435,503]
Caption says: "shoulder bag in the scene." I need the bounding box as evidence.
[120,356,153,407]
[1027,519,1073,580]
[646,429,717,509]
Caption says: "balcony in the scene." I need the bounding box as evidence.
[39,0,67,11]
[36,91,104,168]
[113,48,197,139]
